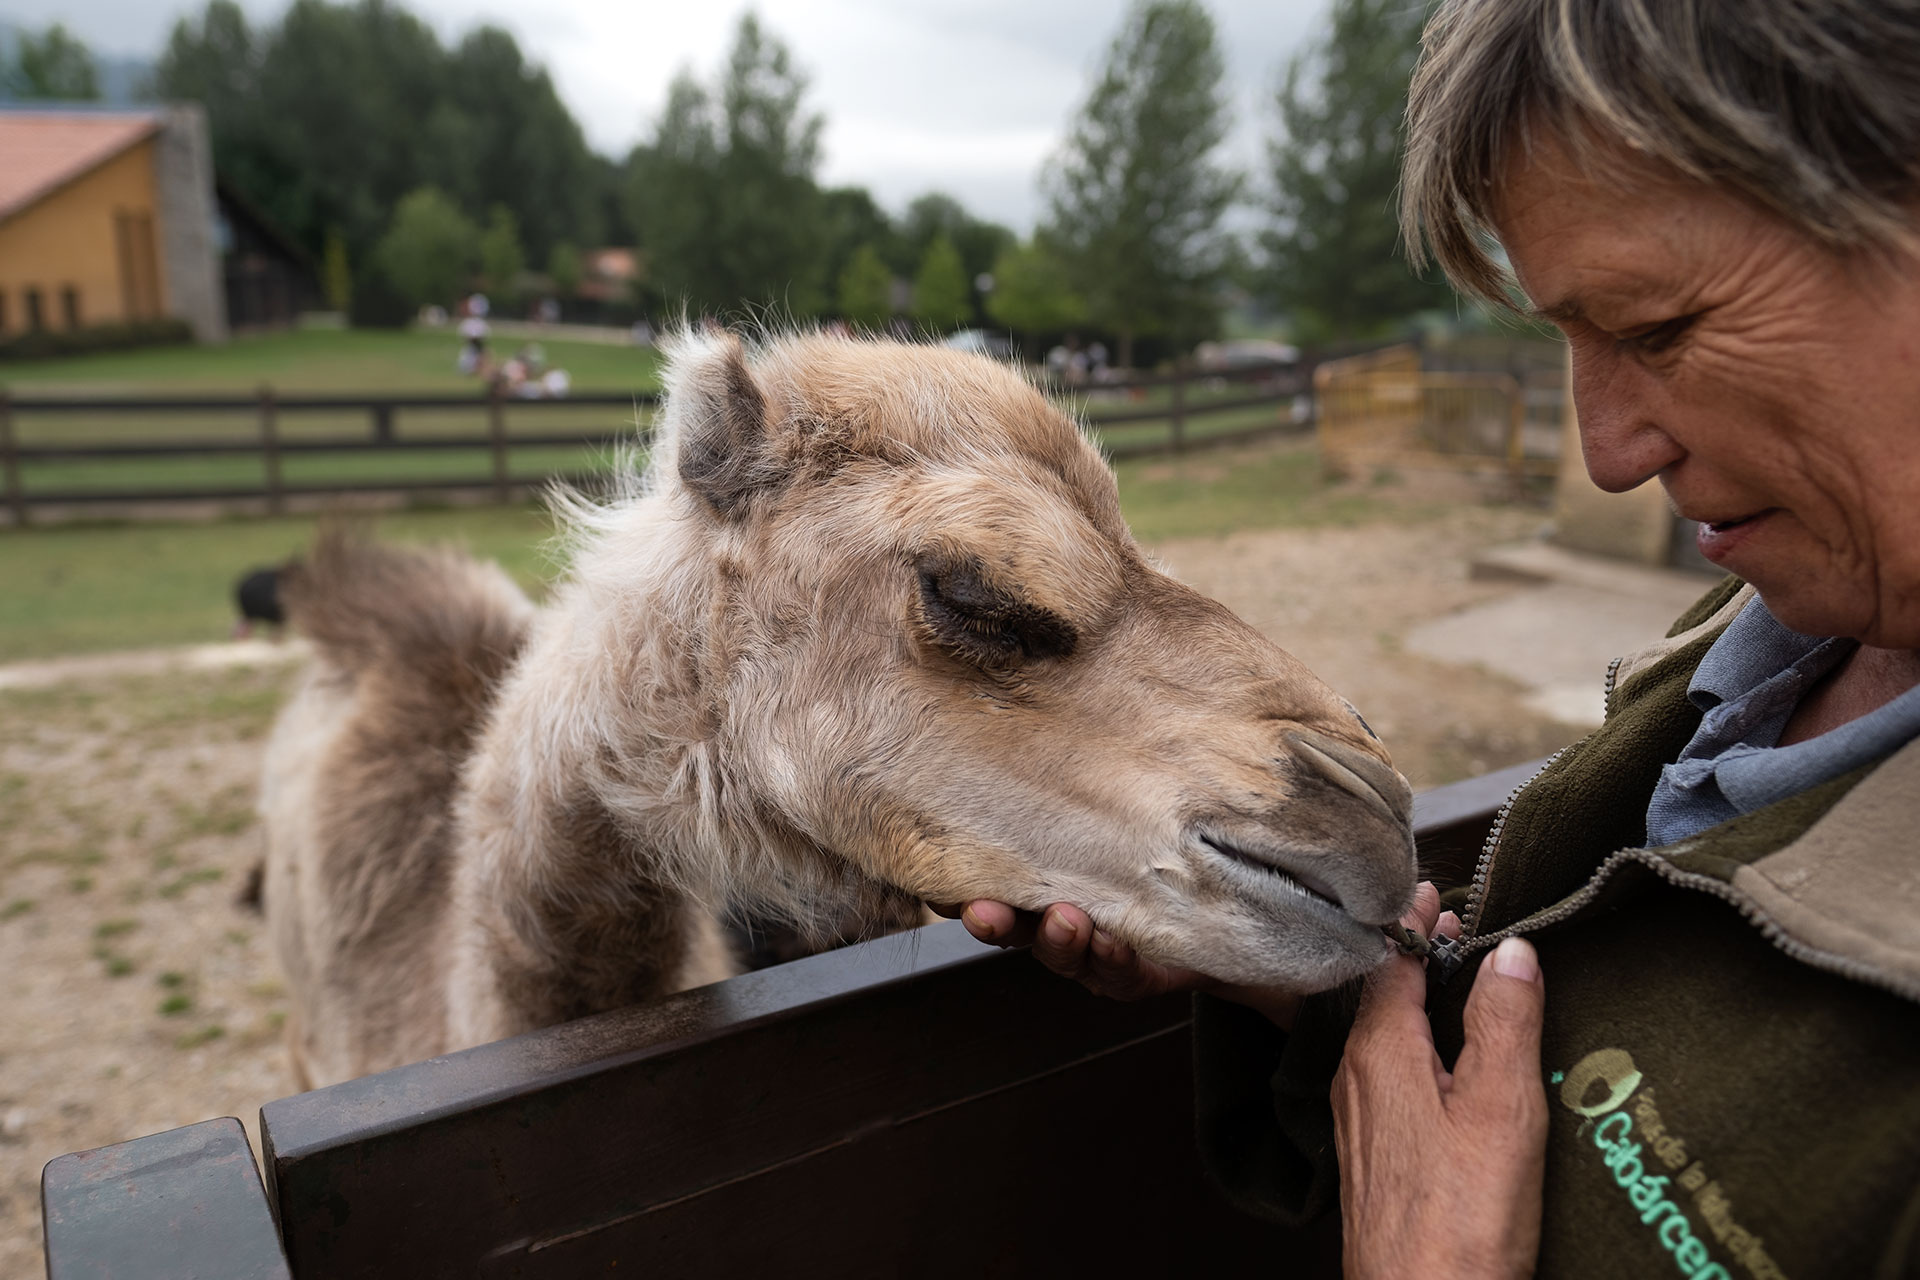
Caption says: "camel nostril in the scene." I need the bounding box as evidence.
[1285,730,1414,827]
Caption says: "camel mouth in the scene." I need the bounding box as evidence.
[1198,833,1349,917]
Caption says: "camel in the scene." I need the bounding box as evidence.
[260,330,1418,1089]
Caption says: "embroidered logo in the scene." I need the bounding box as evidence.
[1556,1047,1790,1280]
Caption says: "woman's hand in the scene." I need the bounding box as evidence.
[1332,890,1548,1279]
[945,899,1303,1028]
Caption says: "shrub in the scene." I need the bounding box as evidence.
[0,318,193,362]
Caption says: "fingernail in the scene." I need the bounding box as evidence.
[1044,912,1077,948]
[1492,937,1540,982]
[961,905,993,940]
[1091,929,1115,960]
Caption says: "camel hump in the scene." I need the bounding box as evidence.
[281,529,536,712]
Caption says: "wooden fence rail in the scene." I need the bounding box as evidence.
[0,363,1307,525]
[39,761,1532,1279]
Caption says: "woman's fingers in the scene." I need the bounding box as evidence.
[958,900,1222,1003]
[959,900,1040,949]
[1453,938,1549,1120]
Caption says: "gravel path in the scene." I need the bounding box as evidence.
[0,498,1581,1271]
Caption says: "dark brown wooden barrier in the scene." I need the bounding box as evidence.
[0,362,1306,522]
[41,763,1529,1279]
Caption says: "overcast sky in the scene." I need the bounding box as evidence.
[24,0,1335,230]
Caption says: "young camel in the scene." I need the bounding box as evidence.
[261,330,1418,1089]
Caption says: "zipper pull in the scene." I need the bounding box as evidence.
[1385,923,1468,983]
[1426,934,1466,984]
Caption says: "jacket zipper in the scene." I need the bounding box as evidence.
[1461,653,1624,936]
[1458,747,1568,937]
[1449,846,1920,1006]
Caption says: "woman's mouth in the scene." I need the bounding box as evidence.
[1695,509,1776,563]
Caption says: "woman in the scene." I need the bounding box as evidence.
[961,1,1920,1273]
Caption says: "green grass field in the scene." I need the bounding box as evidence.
[0,438,1408,663]
[0,328,662,395]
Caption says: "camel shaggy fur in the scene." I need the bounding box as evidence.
[262,330,1418,1088]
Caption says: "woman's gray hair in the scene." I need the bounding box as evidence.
[1401,0,1920,305]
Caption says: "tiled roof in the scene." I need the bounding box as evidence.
[0,111,160,222]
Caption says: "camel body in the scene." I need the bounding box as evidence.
[263,332,1419,1088]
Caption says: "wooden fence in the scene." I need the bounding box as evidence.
[38,759,1541,1279]
[0,362,1306,525]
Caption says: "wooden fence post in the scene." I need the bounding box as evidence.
[258,384,284,515]
[488,385,510,502]
[1169,362,1187,453]
[0,388,23,527]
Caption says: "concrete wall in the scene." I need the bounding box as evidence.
[152,106,228,343]
[0,137,161,334]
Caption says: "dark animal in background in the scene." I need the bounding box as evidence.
[233,567,286,639]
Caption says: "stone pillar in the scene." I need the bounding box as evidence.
[1549,347,1673,564]
[151,105,229,343]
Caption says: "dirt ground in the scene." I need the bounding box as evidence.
[0,486,1581,1271]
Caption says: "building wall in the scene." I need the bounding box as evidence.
[0,136,164,336]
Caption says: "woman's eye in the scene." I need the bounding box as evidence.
[1620,313,1698,355]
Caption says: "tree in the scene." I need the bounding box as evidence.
[1264,0,1452,338]
[836,244,894,329]
[897,192,1015,326]
[820,186,900,303]
[322,228,353,312]
[548,242,582,298]
[375,187,478,311]
[986,238,1088,336]
[1040,0,1239,367]
[5,23,100,100]
[154,1,602,286]
[911,235,972,332]
[480,204,525,295]
[626,14,828,317]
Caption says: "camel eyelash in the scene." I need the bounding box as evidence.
[916,563,1078,665]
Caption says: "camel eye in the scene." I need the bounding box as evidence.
[916,562,1077,665]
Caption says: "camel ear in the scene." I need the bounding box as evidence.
[671,333,778,518]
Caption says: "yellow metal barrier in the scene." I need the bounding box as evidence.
[1314,345,1556,482]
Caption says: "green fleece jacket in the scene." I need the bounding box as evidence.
[1196,577,1920,1278]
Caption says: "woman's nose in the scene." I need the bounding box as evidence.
[1572,359,1685,493]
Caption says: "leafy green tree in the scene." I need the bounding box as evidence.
[155,1,601,283]
[548,242,582,297]
[836,244,894,329]
[480,205,525,295]
[375,187,478,311]
[1041,0,1239,367]
[899,192,1014,323]
[911,235,972,332]
[1265,0,1450,338]
[626,14,828,317]
[322,228,353,312]
[821,186,900,303]
[985,238,1088,336]
[5,23,100,100]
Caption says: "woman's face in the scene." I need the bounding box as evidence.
[1495,134,1920,648]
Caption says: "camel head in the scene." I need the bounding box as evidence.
[631,329,1416,992]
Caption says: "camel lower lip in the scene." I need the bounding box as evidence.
[1200,834,1347,914]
